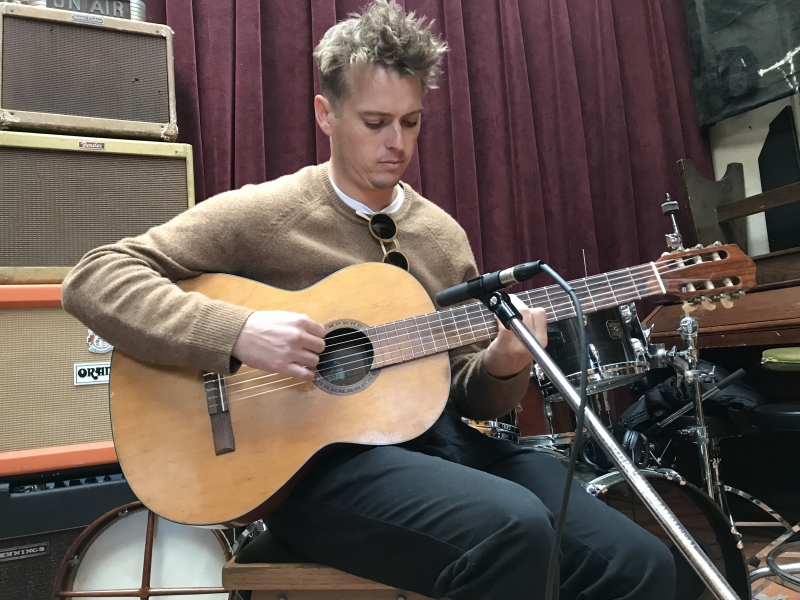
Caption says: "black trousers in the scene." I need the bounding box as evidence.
[265,415,678,599]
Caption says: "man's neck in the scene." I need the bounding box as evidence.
[328,160,396,213]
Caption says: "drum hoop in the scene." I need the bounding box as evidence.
[585,469,751,600]
[538,362,647,398]
[50,501,233,600]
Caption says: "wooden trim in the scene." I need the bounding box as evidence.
[0,3,173,37]
[0,284,62,308]
[0,441,117,476]
[717,181,800,222]
[0,110,176,142]
[0,130,191,158]
[649,318,800,337]
[223,561,417,592]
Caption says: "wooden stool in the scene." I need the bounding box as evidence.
[222,560,433,599]
[222,530,434,600]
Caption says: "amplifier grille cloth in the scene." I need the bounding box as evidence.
[0,147,188,267]
[2,16,169,123]
[0,307,111,453]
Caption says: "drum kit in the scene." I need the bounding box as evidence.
[466,198,761,600]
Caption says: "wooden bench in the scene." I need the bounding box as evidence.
[221,530,434,600]
[222,560,433,600]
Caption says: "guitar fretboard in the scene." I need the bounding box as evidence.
[368,262,664,368]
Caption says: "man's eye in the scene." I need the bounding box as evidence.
[403,121,419,128]
[365,122,383,129]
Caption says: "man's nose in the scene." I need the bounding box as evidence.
[385,122,405,152]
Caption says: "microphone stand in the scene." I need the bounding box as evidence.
[481,290,742,600]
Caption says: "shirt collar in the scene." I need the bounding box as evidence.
[329,173,404,215]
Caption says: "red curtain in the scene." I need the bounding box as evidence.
[146,0,711,281]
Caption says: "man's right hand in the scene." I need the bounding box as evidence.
[232,311,326,381]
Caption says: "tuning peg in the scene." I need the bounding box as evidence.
[711,241,722,247]
[701,297,716,311]
[682,301,699,312]
[720,294,734,309]
[694,243,705,249]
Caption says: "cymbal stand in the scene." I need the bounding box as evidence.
[651,319,742,549]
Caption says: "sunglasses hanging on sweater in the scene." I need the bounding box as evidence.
[357,211,410,272]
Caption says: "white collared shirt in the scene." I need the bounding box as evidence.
[329,174,404,215]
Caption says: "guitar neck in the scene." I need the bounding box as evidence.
[369,262,664,368]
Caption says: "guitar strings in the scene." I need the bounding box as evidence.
[208,286,648,407]
[222,255,703,366]
[204,256,732,407]
[218,280,644,393]
[221,280,644,393]
[218,258,672,388]
[212,259,689,396]
[219,260,671,383]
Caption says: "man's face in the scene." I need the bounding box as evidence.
[325,66,423,191]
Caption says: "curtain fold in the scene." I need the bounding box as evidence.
[146,0,711,282]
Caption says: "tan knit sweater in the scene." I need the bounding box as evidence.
[61,163,529,420]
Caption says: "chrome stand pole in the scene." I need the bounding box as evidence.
[506,316,742,600]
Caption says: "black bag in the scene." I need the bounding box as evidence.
[619,360,764,433]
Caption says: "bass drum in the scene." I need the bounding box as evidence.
[585,469,751,600]
[51,501,232,600]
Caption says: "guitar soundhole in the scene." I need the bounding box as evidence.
[315,327,377,394]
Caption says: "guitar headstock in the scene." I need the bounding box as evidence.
[655,243,757,310]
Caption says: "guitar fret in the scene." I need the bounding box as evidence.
[405,318,418,358]
[434,313,452,350]
[365,260,710,366]
[372,324,389,368]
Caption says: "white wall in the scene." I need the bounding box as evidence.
[708,93,800,256]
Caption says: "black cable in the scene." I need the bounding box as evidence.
[540,263,589,600]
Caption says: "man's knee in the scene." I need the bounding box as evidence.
[490,492,556,558]
[614,532,677,597]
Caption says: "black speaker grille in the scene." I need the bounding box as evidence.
[1,16,170,123]
[0,147,189,267]
[0,528,82,600]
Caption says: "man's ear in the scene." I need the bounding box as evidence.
[314,95,334,137]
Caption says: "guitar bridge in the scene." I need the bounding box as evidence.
[203,373,235,455]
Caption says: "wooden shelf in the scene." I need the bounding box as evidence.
[645,286,800,349]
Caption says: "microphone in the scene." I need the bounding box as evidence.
[436,261,543,307]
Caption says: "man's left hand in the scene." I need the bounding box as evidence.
[482,295,547,378]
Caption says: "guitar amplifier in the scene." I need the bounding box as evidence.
[0,3,176,140]
[0,285,118,464]
[29,0,147,22]
[0,130,194,284]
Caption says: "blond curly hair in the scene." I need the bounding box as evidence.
[314,0,448,112]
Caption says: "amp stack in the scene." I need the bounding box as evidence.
[0,3,192,597]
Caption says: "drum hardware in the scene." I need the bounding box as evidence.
[534,303,650,399]
[231,519,267,556]
[480,287,742,600]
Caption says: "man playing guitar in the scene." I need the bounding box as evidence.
[62,1,677,597]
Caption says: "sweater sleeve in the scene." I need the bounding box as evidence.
[61,187,263,375]
[443,231,531,421]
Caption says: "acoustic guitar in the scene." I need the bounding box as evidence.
[108,244,756,526]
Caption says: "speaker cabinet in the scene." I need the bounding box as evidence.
[0,472,136,600]
[0,130,193,283]
[0,285,117,459]
[0,3,176,140]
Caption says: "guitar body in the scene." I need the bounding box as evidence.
[109,263,451,526]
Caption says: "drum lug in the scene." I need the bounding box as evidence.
[631,338,646,364]
[618,303,634,324]
[586,483,608,496]
[654,467,686,485]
